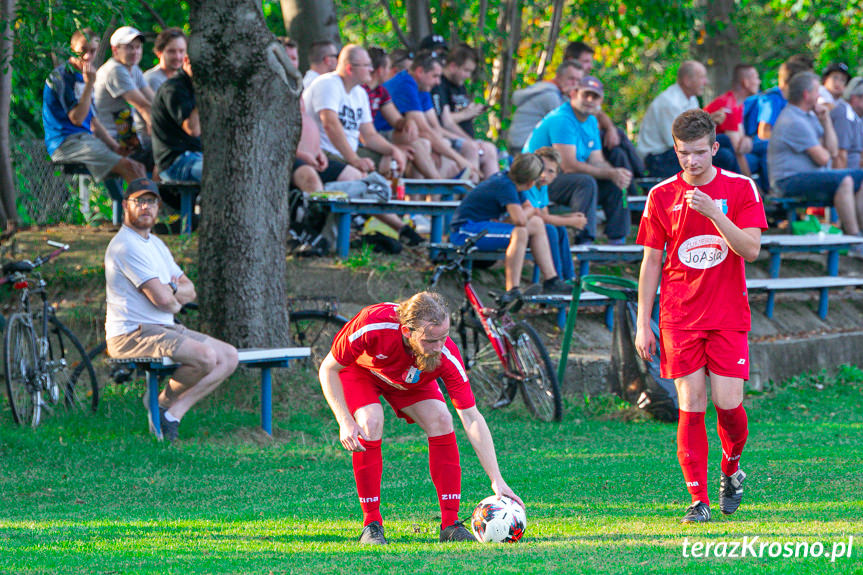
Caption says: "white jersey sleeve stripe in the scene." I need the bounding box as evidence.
[347,322,400,343]
[719,169,761,203]
[442,346,468,382]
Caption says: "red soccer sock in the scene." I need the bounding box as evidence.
[352,437,383,526]
[716,403,749,476]
[677,410,709,505]
[428,432,462,529]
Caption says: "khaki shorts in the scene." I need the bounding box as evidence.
[51,132,123,182]
[107,323,209,360]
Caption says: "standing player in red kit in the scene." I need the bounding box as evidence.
[634,109,767,523]
[319,291,522,544]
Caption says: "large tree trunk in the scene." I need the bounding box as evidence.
[189,0,302,347]
[692,0,740,101]
[0,0,17,228]
[279,0,340,72]
[406,0,431,48]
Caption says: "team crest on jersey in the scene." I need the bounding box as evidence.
[714,198,728,215]
[403,366,422,384]
[678,234,728,269]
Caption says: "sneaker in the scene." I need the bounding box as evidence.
[399,225,425,247]
[440,520,476,542]
[542,277,572,295]
[681,500,711,523]
[359,521,388,545]
[719,469,746,515]
[159,407,180,442]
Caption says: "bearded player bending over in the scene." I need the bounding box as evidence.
[319,291,523,544]
[635,109,767,523]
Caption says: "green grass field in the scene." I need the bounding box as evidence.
[0,363,861,574]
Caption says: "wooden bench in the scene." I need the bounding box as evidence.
[747,276,863,319]
[403,178,473,200]
[107,347,310,437]
[523,290,615,330]
[766,196,836,224]
[158,181,200,235]
[760,234,863,277]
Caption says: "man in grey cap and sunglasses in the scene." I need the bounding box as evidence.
[105,178,238,441]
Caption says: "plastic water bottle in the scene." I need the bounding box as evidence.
[390,159,405,200]
[498,148,512,170]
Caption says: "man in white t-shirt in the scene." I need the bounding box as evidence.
[303,44,406,176]
[303,41,338,89]
[105,178,238,441]
[95,26,156,167]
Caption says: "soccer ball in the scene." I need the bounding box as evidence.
[470,495,526,543]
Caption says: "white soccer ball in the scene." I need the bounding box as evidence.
[470,495,526,543]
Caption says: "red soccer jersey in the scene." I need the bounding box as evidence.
[331,302,476,409]
[704,91,743,134]
[636,169,767,331]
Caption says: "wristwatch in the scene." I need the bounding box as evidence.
[168,281,178,295]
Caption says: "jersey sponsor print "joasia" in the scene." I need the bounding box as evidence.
[636,169,767,332]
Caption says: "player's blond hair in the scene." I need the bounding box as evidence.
[396,291,449,330]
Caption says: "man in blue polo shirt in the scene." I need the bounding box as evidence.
[43,28,145,184]
[525,76,629,244]
[377,51,474,181]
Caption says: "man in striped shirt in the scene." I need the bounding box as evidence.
[319,291,522,544]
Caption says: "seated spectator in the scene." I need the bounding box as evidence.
[768,71,863,254]
[376,51,474,181]
[818,62,851,109]
[280,38,360,193]
[43,28,144,184]
[143,27,187,93]
[450,153,570,296]
[303,44,421,245]
[151,54,201,182]
[95,26,155,168]
[523,147,587,282]
[563,41,596,74]
[638,60,739,178]
[508,60,583,153]
[303,41,338,89]
[419,34,448,54]
[704,64,761,177]
[831,77,863,170]
[741,56,813,189]
[432,44,499,178]
[388,49,413,79]
[364,47,439,179]
[525,76,629,244]
[563,40,645,190]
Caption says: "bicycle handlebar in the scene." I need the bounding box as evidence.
[455,229,488,256]
[429,229,489,288]
[0,240,70,285]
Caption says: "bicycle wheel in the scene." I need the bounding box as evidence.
[510,321,562,422]
[43,315,99,412]
[3,313,41,426]
[457,309,506,408]
[289,310,348,368]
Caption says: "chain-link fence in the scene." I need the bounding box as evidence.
[12,139,115,226]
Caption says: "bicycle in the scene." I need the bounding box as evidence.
[2,240,99,427]
[428,230,562,421]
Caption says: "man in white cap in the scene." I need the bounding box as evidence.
[95,26,156,165]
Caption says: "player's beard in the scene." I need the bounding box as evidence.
[409,339,442,371]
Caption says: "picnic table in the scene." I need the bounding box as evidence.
[309,197,460,258]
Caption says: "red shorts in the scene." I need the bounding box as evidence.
[340,364,446,424]
[659,328,749,380]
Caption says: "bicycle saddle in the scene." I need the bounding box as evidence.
[2,260,34,274]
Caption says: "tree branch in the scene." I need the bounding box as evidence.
[137,0,167,29]
[536,0,564,78]
[378,0,410,49]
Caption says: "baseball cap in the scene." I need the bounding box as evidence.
[845,76,863,99]
[418,34,448,52]
[125,178,161,200]
[822,62,851,82]
[110,26,144,47]
[578,75,604,97]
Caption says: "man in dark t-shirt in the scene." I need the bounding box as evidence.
[151,55,201,182]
